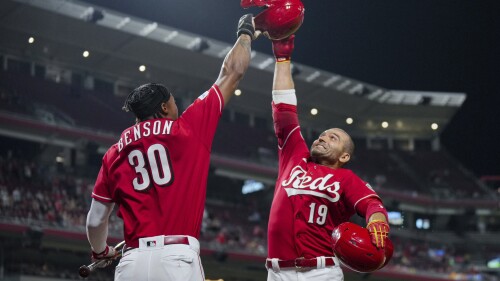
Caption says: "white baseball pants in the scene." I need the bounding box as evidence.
[115,235,205,281]
[266,257,344,281]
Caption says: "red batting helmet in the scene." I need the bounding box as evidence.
[332,222,394,273]
[241,0,305,40]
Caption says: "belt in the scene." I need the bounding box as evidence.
[123,236,190,254]
[163,236,190,245]
[266,257,336,270]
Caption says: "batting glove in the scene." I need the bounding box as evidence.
[272,35,295,62]
[366,220,390,249]
[91,245,117,268]
[237,14,256,40]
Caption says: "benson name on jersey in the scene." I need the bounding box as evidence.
[118,120,174,152]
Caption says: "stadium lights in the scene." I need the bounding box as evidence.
[234,89,242,96]
[381,121,389,129]
[82,50,90,58]
[139,65,146,72]
[416,218,430,230]
[310,108,318,115]
[431,123,439,130]
[346,117,353,125]
[28,37,35,44]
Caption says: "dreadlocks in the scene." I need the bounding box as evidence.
[122,83,171,121]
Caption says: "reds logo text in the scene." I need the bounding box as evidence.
[281,165,341,202]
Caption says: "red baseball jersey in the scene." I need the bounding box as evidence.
[267,102,380,260]
[92,85,224,248]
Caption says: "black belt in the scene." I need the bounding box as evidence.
[123,236,190,254]
[266,257,335,270]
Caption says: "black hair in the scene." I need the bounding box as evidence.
[122,83,171,121]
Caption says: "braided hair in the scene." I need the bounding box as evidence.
[122,83,171,121]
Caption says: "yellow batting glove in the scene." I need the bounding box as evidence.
[367,220,390,249]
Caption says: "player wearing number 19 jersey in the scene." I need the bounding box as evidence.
[268,103,382,260]
[266,35,390,281]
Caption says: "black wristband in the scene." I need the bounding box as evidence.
[237,14,255,39]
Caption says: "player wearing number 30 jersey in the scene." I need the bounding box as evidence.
[86,14,259,281]
[92,84,223,247]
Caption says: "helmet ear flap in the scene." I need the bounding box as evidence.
[332,222,393,273]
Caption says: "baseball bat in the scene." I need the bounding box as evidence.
[78,240,125,278]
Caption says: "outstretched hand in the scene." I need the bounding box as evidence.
[366,220,390,249]
[237,14,260,40]
[272,35,295,62]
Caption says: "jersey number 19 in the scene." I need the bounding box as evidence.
[308,202,328,225]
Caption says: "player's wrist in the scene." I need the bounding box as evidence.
[272,35,295,63]
[275,57,291,63]
[238,33,252,41]
[237,14,256,40]
[92,245,110,259]
[367,219,389,228]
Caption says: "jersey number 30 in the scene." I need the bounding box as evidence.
[128,144,173,191]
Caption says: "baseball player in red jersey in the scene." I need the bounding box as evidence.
[85,15,260,281]
[265,35,390,281]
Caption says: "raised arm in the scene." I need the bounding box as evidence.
[272,35,295,91]
[215,14,256,106]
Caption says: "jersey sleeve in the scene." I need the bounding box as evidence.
[91,151,114,203]
[343,171,380,214]
[272,101,309,166]
[179,84,224,148]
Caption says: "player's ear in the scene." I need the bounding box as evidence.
[161,102,169,114]
[339,152,350,164]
